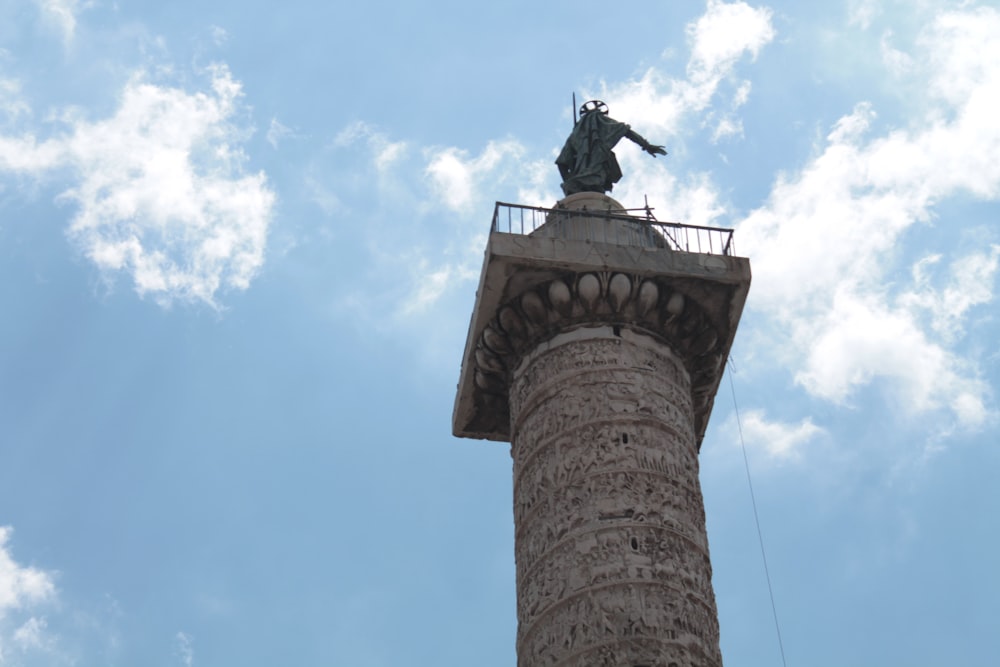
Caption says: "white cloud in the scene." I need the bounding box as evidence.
[900,245,1000,342]
[795,289,990,425]
[512,157,559,209]
[848,0,881,29]
[401,263,462,317]
[0,526,57,663]
[175,631,194,667]
[880,30,915,76]
[738,6,1000,428]
[925,7,1000,110]
[210,25,229,47]
[687,0,774,80]
[0,132,64,172]
[567,1,775,218]
[738,409,823,459]
[335,121,408,173]
[13,616,48,650]
[613,166,727,232]
[0,78,30,122]
[580,1,774,149]
[318,121,502,322]
[34,0,89,46]
[394,137,558,316]
[710,80,753,143]
[0,527,56,615]
[424,139,531,213]
[0,64,275,307]
[266,117,293,149]
[711,116,742,142]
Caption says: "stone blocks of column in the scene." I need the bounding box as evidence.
[510,327,721,667]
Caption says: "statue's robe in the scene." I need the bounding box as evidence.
[556,112,630,196]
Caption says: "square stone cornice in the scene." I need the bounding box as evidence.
[454,215,751,447]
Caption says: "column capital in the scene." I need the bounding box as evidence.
[453,206,750,448]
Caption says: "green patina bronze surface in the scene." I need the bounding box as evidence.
[556,100,667,196]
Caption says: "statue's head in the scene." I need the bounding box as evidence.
[580,100,609,116]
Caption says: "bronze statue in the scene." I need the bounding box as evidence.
[556,100,667,196]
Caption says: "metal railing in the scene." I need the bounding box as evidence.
[491,201,735,256]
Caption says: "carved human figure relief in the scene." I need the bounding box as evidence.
[510,328,721,667]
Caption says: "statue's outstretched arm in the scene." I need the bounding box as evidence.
[625,128,667,157]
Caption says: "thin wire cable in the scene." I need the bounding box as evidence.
[727,361,788,667]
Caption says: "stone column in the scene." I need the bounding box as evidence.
[453,193,750,667]
[509,326,721,667]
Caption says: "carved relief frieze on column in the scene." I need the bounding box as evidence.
[509,327,722,667]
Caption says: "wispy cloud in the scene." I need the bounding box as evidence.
[737,409,824,460]
[848,0,881,29]
[688,0,774,80]
[579,0,775,221]
[0,526,57,663]
[209,25,229,47]
[594,0,774,143]
[335,121,408,175]
[900,245,1000,343]
[33,0,90,47]
[175,631,194,667]
[12,616,49,651]
[0,64,275,307]
[266,117,294,149]
[424,139,551,213]
[0,527,56,612]
[0,77,31,122]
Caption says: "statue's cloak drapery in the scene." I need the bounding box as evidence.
[556,112,631,196]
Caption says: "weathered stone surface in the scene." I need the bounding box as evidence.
[510,327,720,667]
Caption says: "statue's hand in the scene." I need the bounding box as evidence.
[645,145,667,157]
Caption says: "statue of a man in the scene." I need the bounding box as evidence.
[556,100,667,196]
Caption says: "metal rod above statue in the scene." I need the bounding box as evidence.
[556,99,667,197]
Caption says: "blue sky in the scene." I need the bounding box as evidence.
[1,0,998,665]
